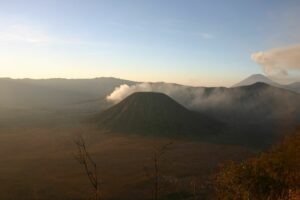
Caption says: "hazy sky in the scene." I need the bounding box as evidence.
[0,0,299,86]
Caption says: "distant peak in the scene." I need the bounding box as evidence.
[249,74,268,78]
[233,74,276,87]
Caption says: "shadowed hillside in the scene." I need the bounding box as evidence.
[96,92,222,135]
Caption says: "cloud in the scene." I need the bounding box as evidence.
[106,83,153,103]
[200,33,214,39]
[0,24,84,45]
[251,44,300,77]
[0,24,50,44]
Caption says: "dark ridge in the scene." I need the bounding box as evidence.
[239,82,270,89]
[95,92,222,135]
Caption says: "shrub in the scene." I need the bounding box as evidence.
[214,129,300,200]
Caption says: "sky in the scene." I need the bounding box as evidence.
[0,0,299,86]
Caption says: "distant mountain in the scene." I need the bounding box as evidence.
[1,77,299,147]
[232,74,279,87]
[233,74,300,93]
[128,82,300,124]
[0,77,136,111]
[92,84,300,147]
[95,92,221,135]
[193,82,300,147]
[210,82,300,122]
[285,82,300,93]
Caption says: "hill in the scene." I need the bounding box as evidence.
[96,92,221,135]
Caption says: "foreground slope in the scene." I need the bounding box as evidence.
[214,127,300,199]
[96,92,221,135]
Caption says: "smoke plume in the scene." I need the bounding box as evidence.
[251,44,300,76]
[106,82,231,110]
[106,83,153,103]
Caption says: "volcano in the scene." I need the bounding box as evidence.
[232,74,278,87]
[96,92,221,135]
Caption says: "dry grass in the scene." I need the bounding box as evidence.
[0,124,254,200]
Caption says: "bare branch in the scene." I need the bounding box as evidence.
[74,135,100,200]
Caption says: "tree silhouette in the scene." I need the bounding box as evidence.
[152,142,173,200]
[74,135,100,200]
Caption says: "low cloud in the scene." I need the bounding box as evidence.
[251,44,300,77]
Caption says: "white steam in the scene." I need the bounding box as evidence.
[106,83,153,102]
[251,44,300,77]
[106,82,232,110]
